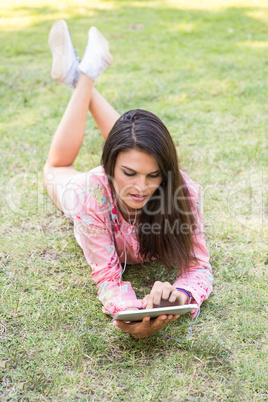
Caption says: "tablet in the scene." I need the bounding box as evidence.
[112,304,198,322]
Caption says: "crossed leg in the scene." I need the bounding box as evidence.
[43,73,120,211]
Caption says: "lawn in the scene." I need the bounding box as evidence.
[0,0,267,400]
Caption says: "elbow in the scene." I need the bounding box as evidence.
[43,162,50,189]
[43,160,56,190]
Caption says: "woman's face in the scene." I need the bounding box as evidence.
[113,149,162,214]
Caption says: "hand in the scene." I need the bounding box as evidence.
[142,281,188,309]
[121,308,139,323]
[113,313,180,339]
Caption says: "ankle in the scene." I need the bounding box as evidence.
[76,72,95,87]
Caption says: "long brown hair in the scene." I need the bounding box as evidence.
[101,109,197,274]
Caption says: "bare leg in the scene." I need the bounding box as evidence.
[45,81,120,169]
[44,74,121,211]
[89,87,120,140]
[44,73,94,210]
[46,74,94,167]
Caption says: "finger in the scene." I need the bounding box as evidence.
[152,289,162,306]
[113,320,135,333]
[142,316,151,328]
[144,296,154,309]
[150,281,163,292]
[169,290,179,303]
[151,314,167,328]
[162,314,180,325]
[170,314,180,322]
[162,285,172,300]
[148,282,163,306]
[151,314,175,331]
[117,320,148,336]
[113,320,127,329]
[162,314,174,323]
[151,282,173,304]
[176,291,188,305]
[142,295,150,308]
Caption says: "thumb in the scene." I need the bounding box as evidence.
[142,316,151,328]
[142,295,149,308]
[144,296,153,309]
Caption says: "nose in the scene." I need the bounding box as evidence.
[134,175,147,193]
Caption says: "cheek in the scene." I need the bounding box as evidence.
[114,175,132,194]
[149,179,162,192]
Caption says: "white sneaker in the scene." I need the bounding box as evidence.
[48,19,80,88]
[79,27,113,81]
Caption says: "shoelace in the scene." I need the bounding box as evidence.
[74,49,81,63]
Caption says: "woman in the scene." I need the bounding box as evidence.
[44,20,213,339]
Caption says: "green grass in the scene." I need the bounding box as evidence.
[0,0,267,400]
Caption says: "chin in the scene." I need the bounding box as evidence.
[125,203,143,212]
[124,199,145,212]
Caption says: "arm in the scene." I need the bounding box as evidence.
[173,182,213,314]
[142,179,213,316]
[62,174,143,316]
[65,177,179,339]
[76,217,143,316]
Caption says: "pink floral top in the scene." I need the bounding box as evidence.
[60,166,213,317]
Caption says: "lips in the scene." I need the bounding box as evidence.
[130,194,147,202]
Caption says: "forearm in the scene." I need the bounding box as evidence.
[97,279,143,316]
[173,265,213,307]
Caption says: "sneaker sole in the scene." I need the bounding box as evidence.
[48,20,69,82]
[90,27,113,66]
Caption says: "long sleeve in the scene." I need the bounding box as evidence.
[173,176,213,314]
[62,174,143,317]
[75,213,143,316]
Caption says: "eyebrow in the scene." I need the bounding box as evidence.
[121,165,160,174]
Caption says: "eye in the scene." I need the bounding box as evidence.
[149,173,160,178]
[123,171,136,177]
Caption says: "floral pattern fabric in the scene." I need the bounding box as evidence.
[60,166,213,317]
